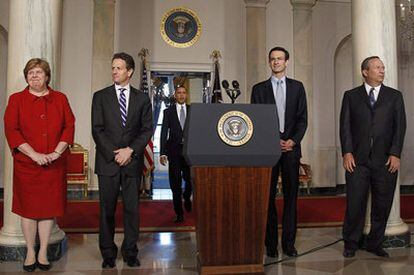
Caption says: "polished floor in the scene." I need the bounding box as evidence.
[0,225,413,274]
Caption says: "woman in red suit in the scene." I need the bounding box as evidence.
[4,58,75,272]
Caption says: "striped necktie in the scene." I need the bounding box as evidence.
[119,88,127,127]
[369,87,376,108]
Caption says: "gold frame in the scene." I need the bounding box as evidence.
[160,7,202,48]
[67,143,89,197]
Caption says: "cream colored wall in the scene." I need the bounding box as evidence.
[0,0,8,188]
[312,0,352,187]
[397,25,414,186]
[334,35,352,186]
[266,0,294,79]
[116,0,246,103]
[60,0,94,149]
[0,27,6,188]
[0,0,8,31]
[1,0,412,189]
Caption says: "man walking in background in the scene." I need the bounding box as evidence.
[160,86,192,223]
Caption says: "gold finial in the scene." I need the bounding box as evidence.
[210,50,222,63]
[138,48,149,61]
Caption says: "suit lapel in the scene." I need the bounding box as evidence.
[126,88,138,127]
[285,77,293,118]
[357,85,371,109]
[107,85,123,129]
[375,85,388,109]
[172,103,183,133]
[265,78,275,104]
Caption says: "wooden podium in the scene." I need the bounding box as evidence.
[184,104,281,274]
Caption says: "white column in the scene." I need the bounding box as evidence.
[290,0,316,167]
[0,0,64,256]
[352,0,409,242]
[244,0,269,102]
[89,0,116,190]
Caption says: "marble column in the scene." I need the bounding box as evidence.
[352,0,410,247]
[89,0,116,190]
[0,0,66,261]
[290,0,316,167]
[244,0,269,102]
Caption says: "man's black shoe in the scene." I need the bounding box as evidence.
[283,247,298,257]
[184,199,192,212]
[123,257,141,267]
[266,247,278,258]
[367,248,389,258]
[343,248,356,258]
[174,215,184,223]
[101,258,116,269]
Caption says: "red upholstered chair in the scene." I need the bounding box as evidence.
[277,162,312,194]
[66,143,89,197]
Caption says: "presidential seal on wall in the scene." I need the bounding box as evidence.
[160,7,202,48]
[217,111,254,146]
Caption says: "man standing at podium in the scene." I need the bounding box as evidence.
[160,86,193,223]
[251,47,308,258]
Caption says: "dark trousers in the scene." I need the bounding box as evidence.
[342,162,397,250]
[168,155,192,216]
[266,151,300,253]
[98,173,140,260]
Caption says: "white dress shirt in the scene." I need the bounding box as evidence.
[364,82,381,101]
[115,83,131,114]
[176,103,187,123]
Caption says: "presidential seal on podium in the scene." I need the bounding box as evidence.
[217,111,254,146]
[160,7,202,48]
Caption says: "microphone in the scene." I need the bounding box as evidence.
[222,80,229,89]
[232,80,239,89]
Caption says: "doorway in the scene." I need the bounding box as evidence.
[150,71,211,199]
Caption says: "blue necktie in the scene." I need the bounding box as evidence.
[119,88,127,126]
[369,87,376,108]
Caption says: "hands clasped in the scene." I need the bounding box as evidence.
[30,151,60,166]
[114,147,133,166]
[280,139,295,152]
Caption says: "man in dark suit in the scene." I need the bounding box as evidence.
[160,86,192,223]
[251,46,307,258]
[92,52,152,268]
[340,56,406,258]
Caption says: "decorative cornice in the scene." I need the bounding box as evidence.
[290,0,317,9]
[244,0,270,8]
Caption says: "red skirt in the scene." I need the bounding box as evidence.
[12,153,67,219]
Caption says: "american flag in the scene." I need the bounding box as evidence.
[211,61,223,103]
[141,61,154,175]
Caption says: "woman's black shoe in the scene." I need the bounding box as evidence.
[37,261,52,271]
[22,262,36,272]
